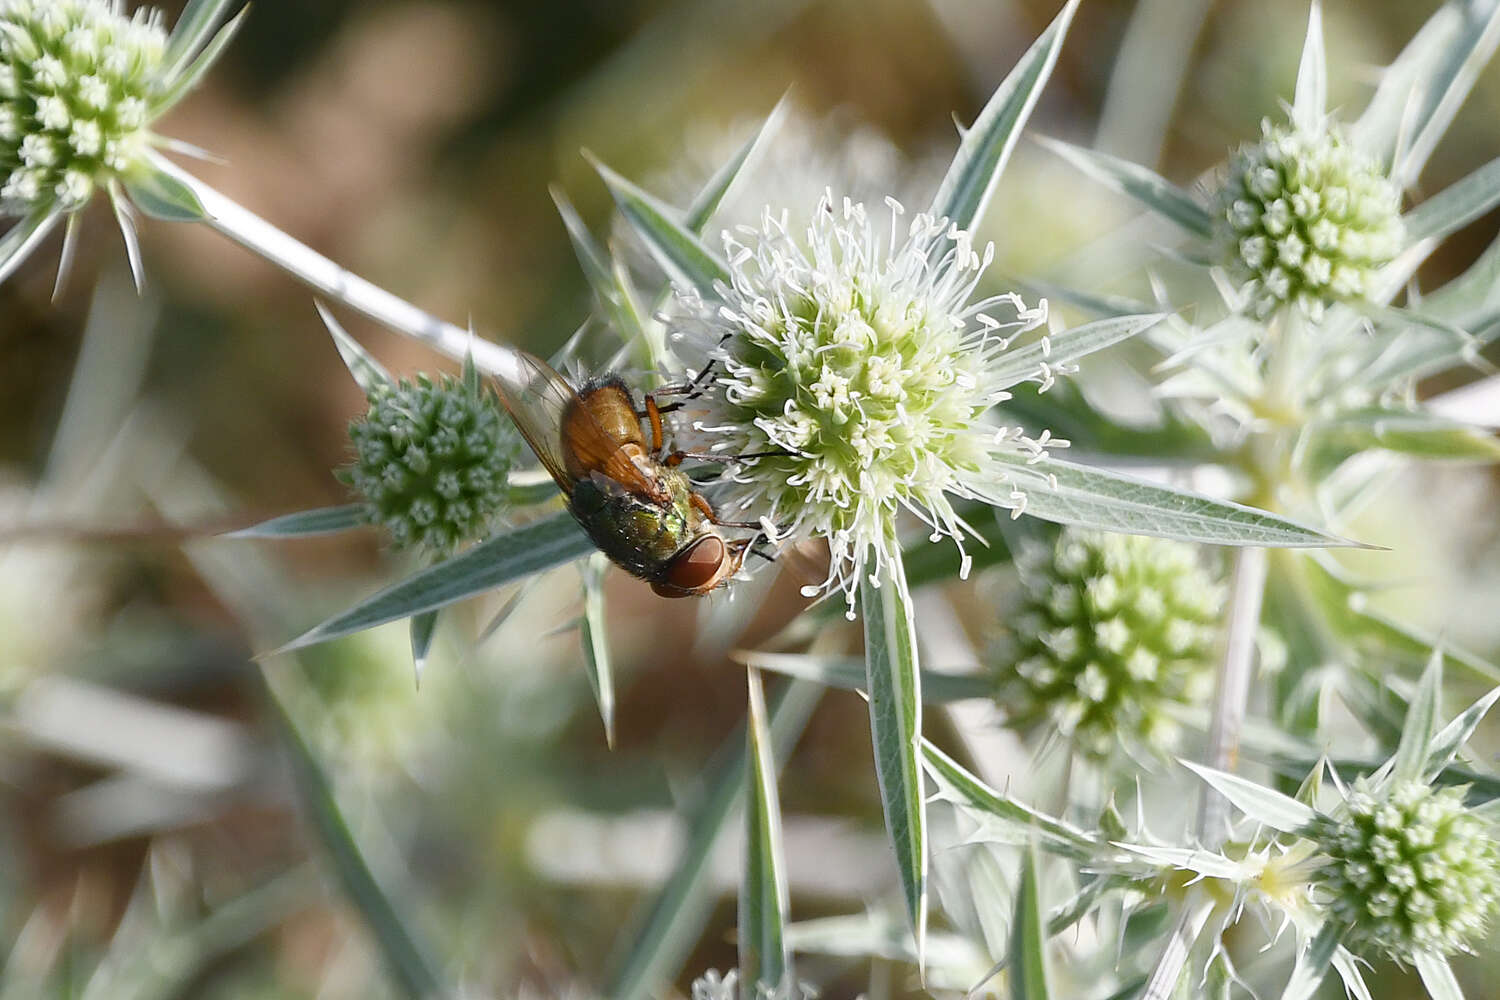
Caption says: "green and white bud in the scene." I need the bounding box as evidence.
[1214,120,1403,319]
[342,370,518,556]
[0,0,169,217]
[1308,778,1499,961]
[991,529,1224,759]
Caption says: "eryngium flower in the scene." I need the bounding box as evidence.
[992,529,1222,759]
[0,0,168,216]
[1308,778,1499,961]
[342,371,518,555]
[1215,120,1403,319]
[682,194,1056,608]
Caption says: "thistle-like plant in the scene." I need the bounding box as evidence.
[991,528,1223,761]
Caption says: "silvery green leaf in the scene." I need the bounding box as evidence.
[1418,229,1500,329]
[990,314,1167,391]
[1423,685,1500,781]
[608,680,821,1000]
[922,743,1100,860]
[580,554,616,748]
[123,166,208,222]
[506,474,562,507]
[1112,843,1246,881]
[278,511,592,652]
[1404,154,1500,242]
[929,0,1081,233]
[1353,0,1500,185]
[225,504,366,539]
[1292,3,1327,133]
[784,913,985,970]
[0,209,62,286]
[1033,138,1212,239]
[589,155,729,294]
[316,302,393,394]
[738,651,995,702]
[1013,277,1155,319]
[163,0,240,81]
[860,552,928,966]
[1300,555,1500,683]
[1415,952,1468,1000]
[1312,407,1500,462]
[1281,922,1341,1000]
[1179,761,1316,832]
[265,684,445,1000]
[551,186,651,351]
[1472,797,1500,822]
[1009,843,1053,1000]
[684,95,789,233]
[409,609,438,686]
[739,668,791,993]
[992,452,1351,548]
[154,7,250,115]
[1392,651,1444,784]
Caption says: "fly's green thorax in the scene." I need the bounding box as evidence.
[567,467,709,582]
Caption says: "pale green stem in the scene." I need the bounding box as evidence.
[151,155,526,384]
[1194,544,1269,843]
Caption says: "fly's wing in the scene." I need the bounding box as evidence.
[490,351,580,496]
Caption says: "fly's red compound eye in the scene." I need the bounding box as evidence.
[652,535,728,597]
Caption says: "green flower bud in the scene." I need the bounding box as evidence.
[991,529,1224,759]
[342,370,518,556]
[1308,778,1500,961]
[1214,120,1403,319]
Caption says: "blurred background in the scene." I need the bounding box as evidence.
[1,1,1498,997]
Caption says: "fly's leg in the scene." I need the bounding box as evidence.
[649,358,721,415]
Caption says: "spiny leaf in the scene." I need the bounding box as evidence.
[278,511,592,652]
[993,452,1352,548]
[739,668,792,993]
[1033,137,1212,238]
[225,504,366,539]
[929,0,1081,233]
[1179,761,1316,832]
[588,154,729,295]
[580,553,616,748]
[860,550,928,968]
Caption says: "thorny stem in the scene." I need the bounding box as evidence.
[153,155,526,384]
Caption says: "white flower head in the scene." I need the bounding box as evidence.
[677,192,1055,611]
[0,0,173,218]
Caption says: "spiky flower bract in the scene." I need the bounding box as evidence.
[681,194,1056,609]
[991,529,1223,759]
[1214,119,1403,319]
[0,0,169,217]
[1307,777,1500,961]
[690,969,815,1000]
[342,370,518,556]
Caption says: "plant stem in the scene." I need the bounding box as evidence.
[153,155,525,383]
[1195,544,1269,843]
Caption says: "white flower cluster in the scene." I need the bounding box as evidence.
[1309,778,1499,960]
[992,529,1223,759]
[0,0,167,216]
[683,193,1055,609]
[1215,120,1403,318]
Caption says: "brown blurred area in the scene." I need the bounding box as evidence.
[0,2,1496,998]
